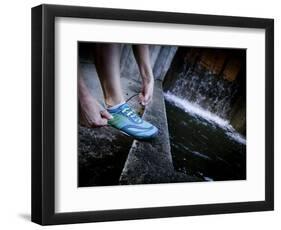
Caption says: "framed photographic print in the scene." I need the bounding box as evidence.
[31,4,274,225]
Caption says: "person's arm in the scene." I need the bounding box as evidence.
[132,45,154,106]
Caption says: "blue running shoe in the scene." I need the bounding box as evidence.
[107,103,158,140]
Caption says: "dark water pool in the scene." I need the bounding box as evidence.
[165,94,246,182]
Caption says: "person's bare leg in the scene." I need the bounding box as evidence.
[94,43,125,107]
[132,45,154,106]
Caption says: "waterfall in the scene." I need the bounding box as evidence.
[164,62,246,145]
[166,64,239,120]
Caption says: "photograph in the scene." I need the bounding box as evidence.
[78,42,246,187]
[30,4,274,225]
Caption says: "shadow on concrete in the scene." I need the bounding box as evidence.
[18,213,31,222]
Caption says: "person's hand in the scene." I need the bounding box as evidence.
[79,94,112,128]
[79,76,112,128]
[139,77,154,106]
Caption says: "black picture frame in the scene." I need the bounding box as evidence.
[31,4,274,225]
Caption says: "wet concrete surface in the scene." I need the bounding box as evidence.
[119,81,200,184]
[78,125,133,187]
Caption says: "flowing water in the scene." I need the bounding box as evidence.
[164,65,246,181]
[167,66,241,120]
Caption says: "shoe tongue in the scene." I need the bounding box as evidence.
[119,103,130,110]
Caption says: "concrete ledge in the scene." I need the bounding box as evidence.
[119,80,198,184]
[78,125,134,186]
[119,80,174,184]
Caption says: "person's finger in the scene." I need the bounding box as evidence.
[146,95,152,104]
[100,110,113,120]
[92,118,108,127]
[139,93,145,105]
[99,118,108,126]
[144,94,151,105]
[139,93,143,104]
[142,89,152,105]
[144,91,149,102]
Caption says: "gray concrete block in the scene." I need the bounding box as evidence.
[78,125,134,186]
[119,80,174,184]
[119,80,198,184]
[153,46,178,81]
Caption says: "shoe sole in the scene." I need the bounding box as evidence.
[110,125,158,141]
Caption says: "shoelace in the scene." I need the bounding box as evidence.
[121,107,141,123]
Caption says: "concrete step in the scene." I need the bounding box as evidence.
[119,80,198,185]
[78,125,133,186]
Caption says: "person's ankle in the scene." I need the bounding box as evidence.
[105,98,125,109]
[107,101,126,111]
